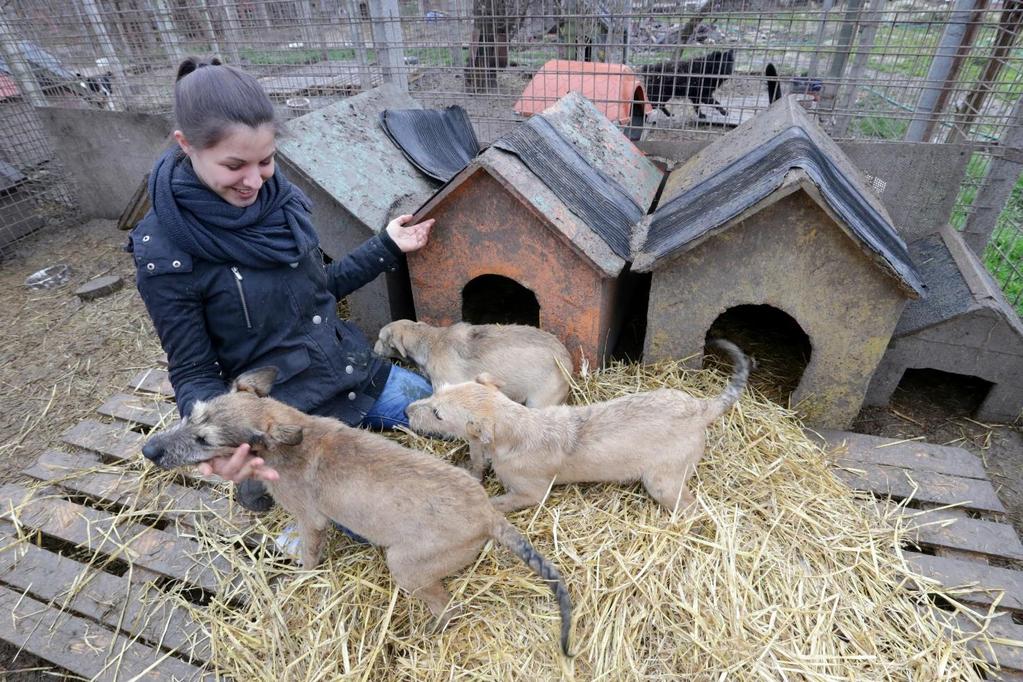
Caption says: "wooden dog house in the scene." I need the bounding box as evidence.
[632,97,925,428]
[866,223,1023,422]
[408,92,662,367]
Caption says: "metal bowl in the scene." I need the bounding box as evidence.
[24,263,71,290]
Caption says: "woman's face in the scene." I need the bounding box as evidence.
[175,123,276,208]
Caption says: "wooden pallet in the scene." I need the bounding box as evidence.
[817,429,1023,679]
[2,373,1022,679]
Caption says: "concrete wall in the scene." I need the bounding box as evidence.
[409,170,615,368]
[37,107,171,219]
[636,140,971,241]
[643,189,908,428]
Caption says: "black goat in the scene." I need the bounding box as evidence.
[639,49,735,119]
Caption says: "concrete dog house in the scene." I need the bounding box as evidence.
[407,92,662,368]
[866,223,1023,422]
[632,96,925,428]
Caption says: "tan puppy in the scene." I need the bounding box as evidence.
[374,320,573,407]
[407,340,749,514]
[141,368,572,655]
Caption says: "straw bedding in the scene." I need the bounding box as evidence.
[13,361,999,680]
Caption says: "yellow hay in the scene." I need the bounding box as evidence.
[8,360,1000,680]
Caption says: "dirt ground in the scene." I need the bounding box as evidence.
[0,218,1021,678]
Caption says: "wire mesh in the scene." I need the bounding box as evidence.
[0,0,1020,308]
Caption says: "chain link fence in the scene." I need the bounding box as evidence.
[0,0,1021,308]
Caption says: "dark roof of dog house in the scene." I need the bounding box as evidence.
[379,105,480,182]
[276,84,436,233]
[413,92,662,278]
[895,224,1023,336]
[631,97,925,296]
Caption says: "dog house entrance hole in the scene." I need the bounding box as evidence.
[891,368,994,421]
[705,304,811,406]
[461,274,540,326]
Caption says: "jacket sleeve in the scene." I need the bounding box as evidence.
[326,232,403,300]
[136,271,228,419]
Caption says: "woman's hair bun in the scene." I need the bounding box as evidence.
[176,56,224,83]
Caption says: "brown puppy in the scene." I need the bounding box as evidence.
[407,340,749,514]
[374,320,573,407]
[141,368,572,655]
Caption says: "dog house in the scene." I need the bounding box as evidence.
[408,92,662,367]
[632,96,925,428]
[276,84,436,337]
[865,223,1023,422]
[515,60,651,140]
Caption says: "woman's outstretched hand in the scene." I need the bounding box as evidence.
[386,214,434,253]
[196,443,280,483]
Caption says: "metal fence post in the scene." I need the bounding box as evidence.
[962,93,1023,255]
[369,0,409,92]
[833,0,884,137]
[78,0,130,110]
[825,0,865,86]
[345,0,374,91]
[195,0,225,60]
[147,0,185,63]
[904,0,977,142]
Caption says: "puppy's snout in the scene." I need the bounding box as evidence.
[373,339,384,354]
[141,441,163,463]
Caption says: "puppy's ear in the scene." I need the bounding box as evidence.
[465,415,494,446]
[474,373,505,390]
[232,367,279,397]
[243,429,269,451]
[269,423,304,446]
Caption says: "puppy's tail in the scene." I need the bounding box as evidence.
[766,63,781,103]
[491,517,573,657]
[703,339,750,423]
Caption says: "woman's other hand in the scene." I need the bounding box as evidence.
[386,214,434,253]
[196,443,280,483]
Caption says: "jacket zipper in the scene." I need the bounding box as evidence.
[230,266,253,329]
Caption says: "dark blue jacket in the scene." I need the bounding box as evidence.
[129,210,402,424]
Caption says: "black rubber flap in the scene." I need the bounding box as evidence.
[642,126,925,295]
[492,116,642,261]
[895,233,972,335]
[380,106,480,183]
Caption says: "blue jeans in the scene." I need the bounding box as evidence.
[359,364,433,430]
[337,365,432,544]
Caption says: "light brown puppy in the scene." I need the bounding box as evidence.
[141,368,572,655]
[407,340,749,514]
[374,320,573,407]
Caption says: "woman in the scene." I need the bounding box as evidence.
[130,57,435,511]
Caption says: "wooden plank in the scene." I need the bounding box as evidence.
[0,585,208,681]
[817,429,987,479]
[900,507,1023,561]
[834,462,1005,514]
[62,419,143,461]
[0,531,210,660]
[61,420,224,487]
[951,611,1023,673]
[0,483,227,593]
[129,369,174,398]
[904,550,1023,611]
[22,450,242,532]
[98,394,177,429]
